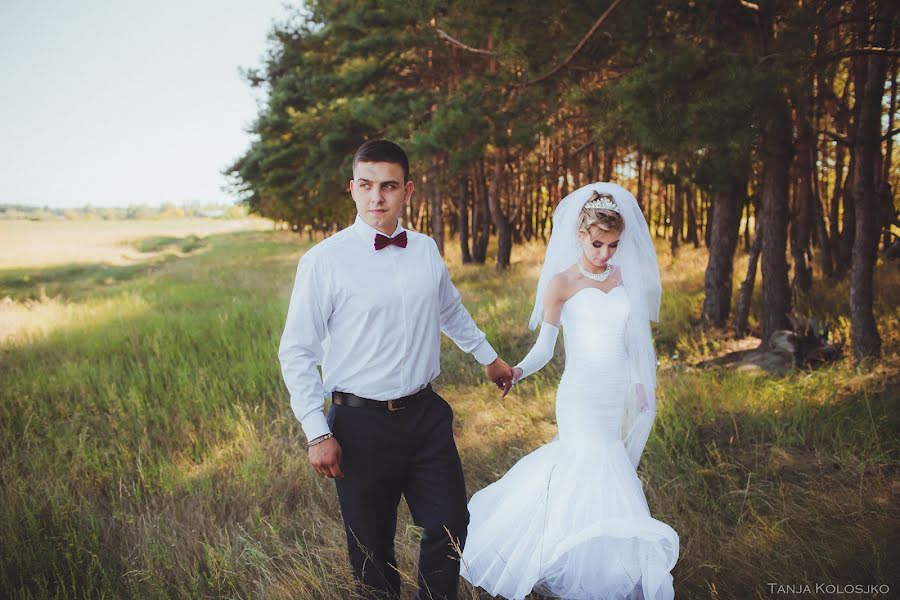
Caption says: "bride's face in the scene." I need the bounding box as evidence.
[578,228,620,270]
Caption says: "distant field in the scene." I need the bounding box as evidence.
[0,218,273,268]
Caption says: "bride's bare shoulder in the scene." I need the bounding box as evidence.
[546,268,579,301]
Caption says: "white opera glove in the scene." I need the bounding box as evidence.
[513,322,559,383]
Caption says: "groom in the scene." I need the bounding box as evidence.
[279,139,514,599]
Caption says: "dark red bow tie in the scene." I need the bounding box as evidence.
[374,230,408,251]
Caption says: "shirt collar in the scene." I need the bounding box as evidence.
[352,214,405,246]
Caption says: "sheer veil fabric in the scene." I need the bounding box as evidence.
[460,182,677,600]
[527,182,662,468]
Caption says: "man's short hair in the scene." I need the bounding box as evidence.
[353,139,410,181]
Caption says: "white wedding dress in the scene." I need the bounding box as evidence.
[460,286,679,599]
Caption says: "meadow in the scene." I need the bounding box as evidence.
[0,218,272,269]
[1,222,897,599]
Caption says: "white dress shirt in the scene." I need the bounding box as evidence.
[279,215,498,441]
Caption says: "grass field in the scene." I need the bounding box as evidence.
[0,218,273,269]
[1,223,898,599]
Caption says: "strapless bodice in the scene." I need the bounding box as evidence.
[560,286,630,368]
[556,285,632,441]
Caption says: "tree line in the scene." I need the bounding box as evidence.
[226,0,898,363]
[0,203,248,221]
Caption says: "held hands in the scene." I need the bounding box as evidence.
[485,357,514,398]
[308,436,344,479]
[495,367,525,399]
[499,367,523,399]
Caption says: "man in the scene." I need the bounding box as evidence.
[279,138,513,599]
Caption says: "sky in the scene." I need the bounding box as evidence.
[0,0,291,208]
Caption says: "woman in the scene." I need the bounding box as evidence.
[460,183,679,599]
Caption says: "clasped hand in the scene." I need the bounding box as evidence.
[309,437,343,479]
[486,357,514,397]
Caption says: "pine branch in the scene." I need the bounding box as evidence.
[514,0,626,88]
[819,127,900,146]
[434,27,496,56]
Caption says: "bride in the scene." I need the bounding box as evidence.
[460,183,679,600]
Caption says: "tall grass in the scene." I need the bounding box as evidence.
[1,229,897,599]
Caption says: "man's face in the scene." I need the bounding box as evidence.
[350,161,414,235]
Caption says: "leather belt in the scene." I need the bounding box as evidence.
[331,384,433,412]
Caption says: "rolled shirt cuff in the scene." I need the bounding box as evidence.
[299,410,331,443]
[471,340,499,366]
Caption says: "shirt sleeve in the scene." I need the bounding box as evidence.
[278,248,332,442]
[436,249,498,365]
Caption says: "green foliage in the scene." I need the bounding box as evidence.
[227,0,622,226]
[229,0,834,232]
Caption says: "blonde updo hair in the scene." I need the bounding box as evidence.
[577,191,625,238]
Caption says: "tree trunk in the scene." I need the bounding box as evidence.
[646,160,656,234]
[882,55,898,251]
[471,166,490,263]
[812,193,833,279]
[670,182,683,255]
[829,81,850,273]
[704,192,713,248]
[836,5,870,280]
[810,80,833,279]
[734,218,763,339]
[759,92,794,342]
[828,142,845,261]
[522,174,533,242]
[405,189,414,231]
[430,163,444,256]
[883,57,898,186]
[741,197,752,250]
[455,177,472,263]
[836,151,856,279]
[636,154,645,210]
[656,178,665,238]
[601,150,615,182]
[686,187,700,248]
[486,161,512,270]
[849,0,892,362]
[791,113,815,292]
[702,169,748,327]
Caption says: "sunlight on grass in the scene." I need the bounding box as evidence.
[0,291,151,348]
[1,225,897,598]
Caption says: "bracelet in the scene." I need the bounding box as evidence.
[307,432,333,447]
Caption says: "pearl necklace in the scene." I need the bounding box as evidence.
[578,260,612,282]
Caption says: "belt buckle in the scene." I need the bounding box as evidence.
[387,399,406,412]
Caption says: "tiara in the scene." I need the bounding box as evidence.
[583,193,620,213]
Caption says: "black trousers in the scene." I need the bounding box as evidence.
[328,387,469,600]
